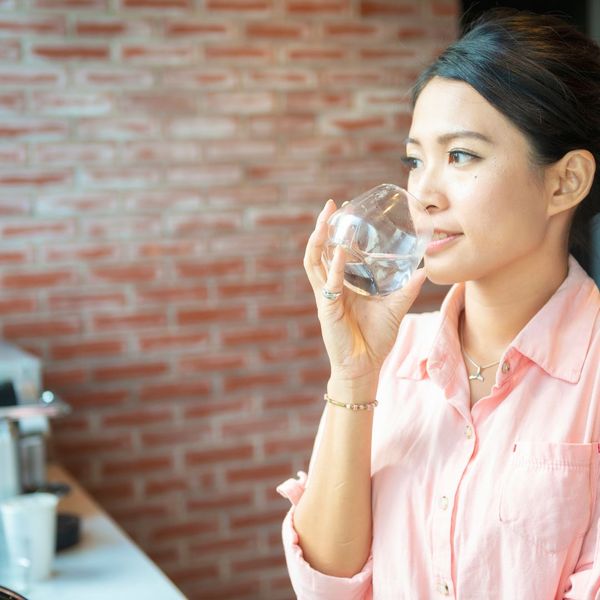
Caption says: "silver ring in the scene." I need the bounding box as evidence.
[322,287,342,301]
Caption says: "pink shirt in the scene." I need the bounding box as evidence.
[277,257,600,599]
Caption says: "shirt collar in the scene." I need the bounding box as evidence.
[397,256,600,386]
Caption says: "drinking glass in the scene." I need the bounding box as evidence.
[322,184,433,296]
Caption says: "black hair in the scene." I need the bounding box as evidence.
[411,9,600,276]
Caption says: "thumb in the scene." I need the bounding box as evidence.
[386,267,427,316]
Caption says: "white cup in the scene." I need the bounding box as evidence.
[0,493,58,582]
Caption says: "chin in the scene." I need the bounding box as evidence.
[423,259,467,287]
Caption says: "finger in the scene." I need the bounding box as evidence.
[323,245,346,296]
[304,199,337,287]
[386,267,427,315]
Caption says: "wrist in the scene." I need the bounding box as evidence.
[327,372,379,404]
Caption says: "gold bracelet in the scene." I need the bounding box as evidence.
[324,393,378,411]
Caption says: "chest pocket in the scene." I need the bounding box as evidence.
[498,442,598,554]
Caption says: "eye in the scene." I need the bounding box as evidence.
[448,150,478,165]
[400,155,422,170]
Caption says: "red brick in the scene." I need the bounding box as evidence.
[141,426,210,447]
[264,391,318,410]
[360,0,418,16]
[204,140,276,161]
[0,297,36,315]
[92,311,166,331]
[32,0,106,7]
[0,16,65,35]
[77,118,158,140]
[48,291,126,310]
[109,503,169,521]
[232,554,286,572]
[179,353,246,372]
[166,164,242,187]
[135,285,208,304]
[259,302,315,319]
[102,407,173,428]
[175,258,243,279]
[192,581,261,600]
[62,389,129,408]
[246,22,306,38]
[139,380,212,402]
[222,415,288,437]
[162,69,237,91]
[187,491,253,511]
[121,44,195,64]
[264,436,315,454]
[0,249,30,264]
[32,44,109,61]
[4,317,78,339]
[221,325,286,346]
[206,0,271,11]
[0,119,67,140]
[43,367,88,388]
[151,519,218,541]
[177,306,246,326]
[205,91,275,115]
[0,39,20,61]
[0,92,24,113]
[286,0,350,13]
[204,46,272,61]
[74,67,154,88]
[89,264,159,284]
[0,145,26,164]
[259,345,322,363]
[168,212,241,235]
[217,282,283,299]
[189,536,255,554]
[229,504,287,524]
[75,18,153,37]
[44,243,119,263]
[224,373,286,393]
[2,269,75,289]
[138,332,208,352]
[55,433,133,456]
[123,0,190,7]
[165,20,232,37]
[93,361,169,381]
[360,48,415,61]
[1,219,74,239]
[245,68,315,90]
[122,140,198,161]
[287,47,347,61]
[0,169,72,188]
[186,444,254,466]
[184,399,247,419]
[102,456,173,476]
[0,68,65,87]
[162,564,219,584]
[86,480,135,501]
[33,142,115,163]
[144,476,189,495]
[51,339,125,360]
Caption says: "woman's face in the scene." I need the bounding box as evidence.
[406,76,553,286]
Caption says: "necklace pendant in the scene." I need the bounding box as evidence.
[469,367,484,382]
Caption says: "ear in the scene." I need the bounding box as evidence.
[546,149,596,217]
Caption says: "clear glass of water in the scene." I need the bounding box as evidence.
[322,184,433,296]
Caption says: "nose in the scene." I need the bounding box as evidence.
[409,172,449,213]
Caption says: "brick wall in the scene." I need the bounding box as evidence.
[0,1,458,598]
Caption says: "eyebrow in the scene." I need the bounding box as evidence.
[404,130,493,146]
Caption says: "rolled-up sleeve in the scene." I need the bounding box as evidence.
[277,471,373,600]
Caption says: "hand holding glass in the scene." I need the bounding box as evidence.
[322,184,433,296]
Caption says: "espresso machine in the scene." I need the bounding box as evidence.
[0,342,71,499]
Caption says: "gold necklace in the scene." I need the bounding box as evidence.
[459,313,500,383]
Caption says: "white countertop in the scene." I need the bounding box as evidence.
[25,464,187,600]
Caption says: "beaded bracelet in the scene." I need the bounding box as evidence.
[324,393,378,411]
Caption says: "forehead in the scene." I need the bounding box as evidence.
[409,76,524,146]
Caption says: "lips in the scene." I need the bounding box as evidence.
[431,229,461,241]
[426,229,463,255]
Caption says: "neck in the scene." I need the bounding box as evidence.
[460,251,569,365]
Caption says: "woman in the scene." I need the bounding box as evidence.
[277,9,600,600]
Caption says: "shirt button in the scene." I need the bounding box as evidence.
[465,425,473,439]
[439,495,449,510]
[501,360,510,374]
[437,581,450,595]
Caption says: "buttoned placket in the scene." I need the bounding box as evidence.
[431,414,478,597]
